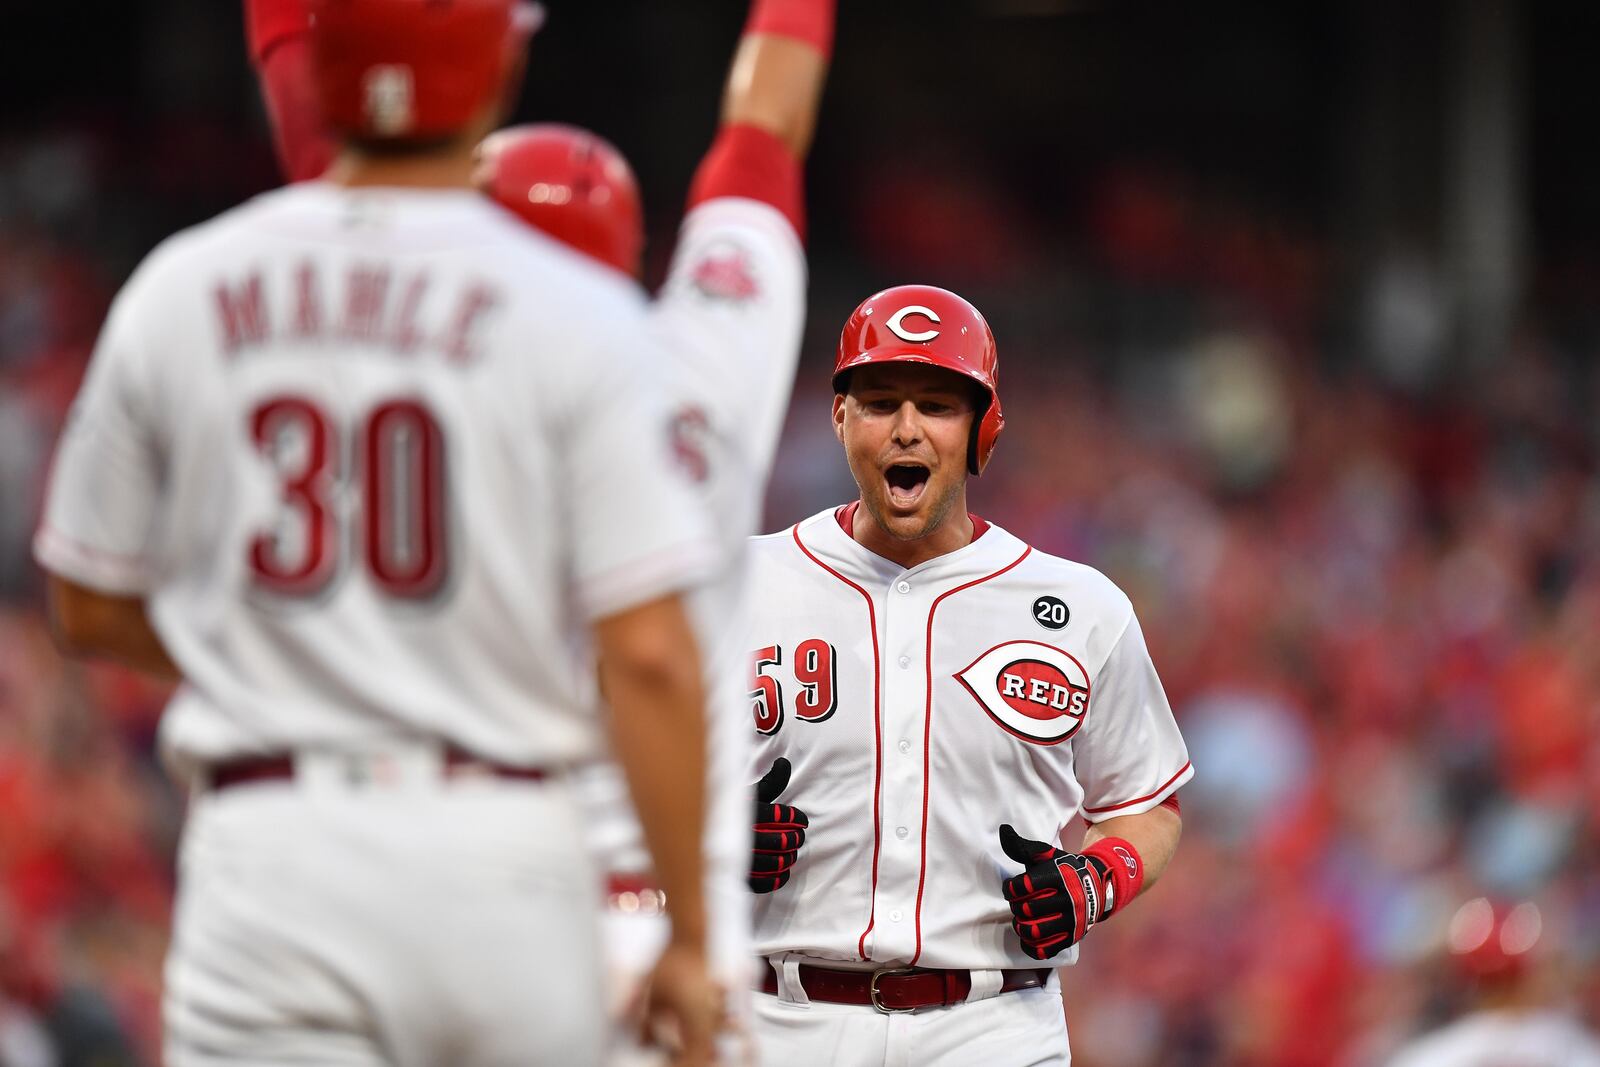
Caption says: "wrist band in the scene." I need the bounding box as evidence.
[744,0,836,59]
[687,123,805,239]
[1083,837,1144,918]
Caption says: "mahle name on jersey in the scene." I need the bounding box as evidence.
[213,261,502,364]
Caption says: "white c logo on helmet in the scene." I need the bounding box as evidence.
[885,305,941,343]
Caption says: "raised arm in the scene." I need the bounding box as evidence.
[686,0,835,237]
[244,0,337,183]
[721,0,834,157]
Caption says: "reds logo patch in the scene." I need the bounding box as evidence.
[954,641,1090,745]
[689,244,759,302]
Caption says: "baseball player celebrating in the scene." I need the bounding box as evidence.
[35,1,725,1064]
[741,285,1193,1064]
[473,0,833,1057]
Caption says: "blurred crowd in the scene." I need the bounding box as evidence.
[2,99,1598,1067]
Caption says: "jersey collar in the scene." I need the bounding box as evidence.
[833,500,991,542]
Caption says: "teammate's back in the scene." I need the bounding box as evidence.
[40,181,702,771]
[36,1,728,1062]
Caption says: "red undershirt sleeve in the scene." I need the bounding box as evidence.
[245,0,336,183]
[686,124,806,242]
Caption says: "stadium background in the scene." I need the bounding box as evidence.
[1,1,1597,1064]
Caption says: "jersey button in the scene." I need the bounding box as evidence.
[889,909,903,922]
[898,740,911,754]
[897,655,910,669]
[895,826,909,840]
[896,580,911,594]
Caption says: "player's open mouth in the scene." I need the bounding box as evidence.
[884,463,930,509]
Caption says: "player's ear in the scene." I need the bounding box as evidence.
[831,393,846,445]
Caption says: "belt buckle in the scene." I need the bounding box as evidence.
[868,967,919,1014]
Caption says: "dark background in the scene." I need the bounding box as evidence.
[1,4,1597,1066]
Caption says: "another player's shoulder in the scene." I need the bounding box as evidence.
[1382,1010,1600,1067]
[987,523,1135,627]
[1384,1014,1496,1067]
[110,191,283,299]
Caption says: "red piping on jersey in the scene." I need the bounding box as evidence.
[910,544,1033,966]
[792,521,884,960]
[1082,761,1193,816]
[36,525,150,566]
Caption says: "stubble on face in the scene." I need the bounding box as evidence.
[857,459,964,543]
[835,363,978,564]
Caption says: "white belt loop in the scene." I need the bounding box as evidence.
[774,954,810,1006]
[964,969,1005,1004]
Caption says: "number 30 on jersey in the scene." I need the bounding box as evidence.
[750,640,838,734]
[248,394,449,601]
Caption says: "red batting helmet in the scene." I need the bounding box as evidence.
[476,124,644,277]
[833,285,1005,475]
[1447,897,1542,981]
[308,0,544,141]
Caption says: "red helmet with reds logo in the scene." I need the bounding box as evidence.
[834,284,1004,475]
[476,124,644,277]
[308,0,544,141]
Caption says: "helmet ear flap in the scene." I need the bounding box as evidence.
[969,394,1005,475]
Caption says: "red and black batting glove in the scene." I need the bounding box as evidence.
[750,757,808,893]
[998,824,1140,960]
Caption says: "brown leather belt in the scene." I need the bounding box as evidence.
[759,962,1051,1013]
[208,748,550,792]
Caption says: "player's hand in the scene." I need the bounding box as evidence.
[997,823,1111,960]
[750,757,808,893]
[639,941,725,1067]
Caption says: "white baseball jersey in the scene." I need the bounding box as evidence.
[1387,1009,1600,1067]
[577,195,807,968]
[35,181,715,773]
[746,504,1193,970]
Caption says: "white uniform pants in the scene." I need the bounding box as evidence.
[164,762,604,1067]
[753,960,1070,1067]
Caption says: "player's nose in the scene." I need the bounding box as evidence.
[890,400,923,445]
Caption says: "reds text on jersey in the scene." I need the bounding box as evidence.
[35,182,714,773]
[746,505,1193,970]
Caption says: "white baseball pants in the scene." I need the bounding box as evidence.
[753,959,1070,1067]
[164,756,605,1067]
